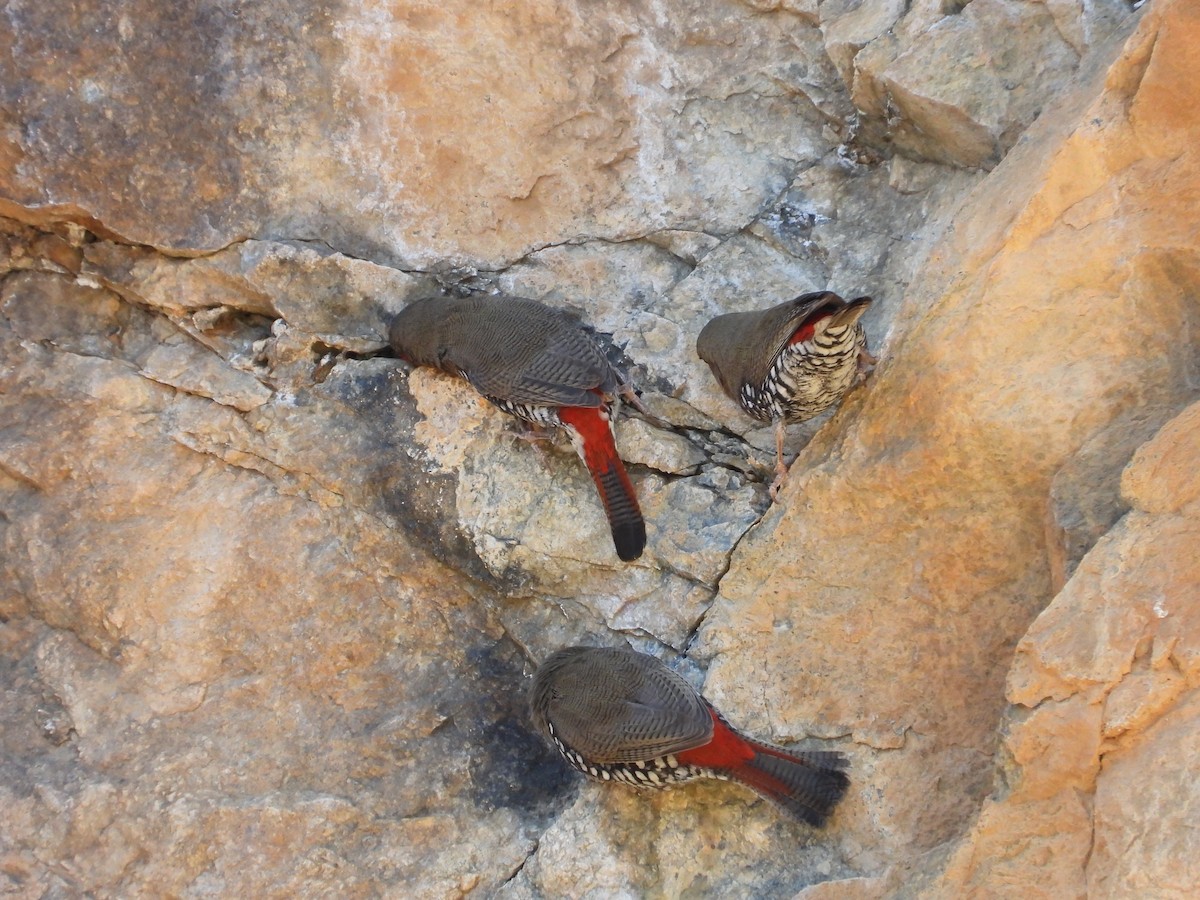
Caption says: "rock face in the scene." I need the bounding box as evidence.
[927,397,1200,899]
[2,0,1198,897]
[0,0,846,267]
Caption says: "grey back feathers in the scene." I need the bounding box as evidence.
[530,647,713,764]
[389,296,620,408]
[696,291,871,402]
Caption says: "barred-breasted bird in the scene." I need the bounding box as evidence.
[530,646,850,825]
[389,296,646,561]
[696,291,873,498]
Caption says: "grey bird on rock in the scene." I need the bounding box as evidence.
[696,291,874,498]
[389,296,646,561]
[530,646,850,825]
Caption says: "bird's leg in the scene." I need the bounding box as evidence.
[617,383,669,428]
[505,419,556,465]
[768,419,790,501]
[851,345,878,388]
[617,383,649,415]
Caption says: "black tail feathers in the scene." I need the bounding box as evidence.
[734,744,850,827]
[595,465,646,562]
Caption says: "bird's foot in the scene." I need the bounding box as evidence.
[852,346,878,387]
[505,421,556,464]
[617,384,668,428]
[768,458,790,502]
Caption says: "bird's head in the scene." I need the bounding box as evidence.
[388,297,454,370]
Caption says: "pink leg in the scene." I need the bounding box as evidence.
[507,420,556,465]
[853,345,878,387]
[768,420,789,501]
[617,383,667,428]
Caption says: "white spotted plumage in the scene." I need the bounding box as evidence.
[488,396,617,459]
[546,722,715,789]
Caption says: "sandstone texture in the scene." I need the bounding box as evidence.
[3,0,1198,898]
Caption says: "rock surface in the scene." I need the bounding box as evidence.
[0,0,846,268]
[927,394,1200,899]
[3,0,1198,897]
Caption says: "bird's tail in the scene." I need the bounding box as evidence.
[558,405,646,562]
[823,295,872,330]
[676,710,849,826]
[732,739,850,826]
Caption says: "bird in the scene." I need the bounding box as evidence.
[530,645,850,825]
[389,296,646,562]
[696,291,873,499]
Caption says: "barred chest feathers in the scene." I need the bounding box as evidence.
[739,320,866,423]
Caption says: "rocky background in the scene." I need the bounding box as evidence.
[2,0,1197,896]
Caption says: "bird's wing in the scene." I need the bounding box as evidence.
[464,326,614,408]
[549,657,714,764]
[551,695,714,764]
[513,331,614,407]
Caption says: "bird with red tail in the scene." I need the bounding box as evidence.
[530,646,849,825]
[389,296,646,562]
[696,291,874,500]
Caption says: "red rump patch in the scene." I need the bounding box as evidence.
[676,709,806,812]
[557,400,618,473]
[787,308,836,346]
[675,708,755,768]
[557,397,646,562]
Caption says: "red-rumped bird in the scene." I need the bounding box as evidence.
[390,296,646,561]
[530,646,849,825]
[697,291,873,498]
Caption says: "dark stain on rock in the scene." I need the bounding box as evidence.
[310,359,497,587]
[0,622,86,801]
[459,642,576,819]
